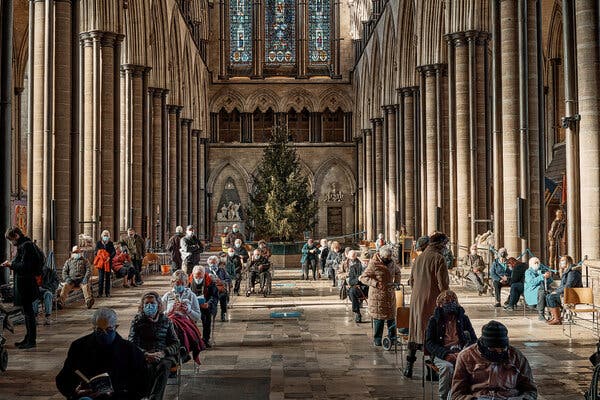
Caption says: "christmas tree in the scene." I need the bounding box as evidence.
[247,124,318,241]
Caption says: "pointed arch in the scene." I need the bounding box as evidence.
[210,88,245,113]
[167,11,182,105]
[416,0,447,66]
[148,0,169,88]
[207,159,252,195]
[244,89,281,113]
[318,87,353,113]
[379,11,397,105]
[313,157,357,196]
[397,0,417,87]
[281,88,317,112]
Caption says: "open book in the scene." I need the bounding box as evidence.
[75,370,114,396]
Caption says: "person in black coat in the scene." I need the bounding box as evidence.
[2,227,42,349]
[56,308,147,400]
[504,258,528,311]
[425,290,477,400]
[95,230,116,298]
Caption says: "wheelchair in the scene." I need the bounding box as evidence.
[245,267,272,298]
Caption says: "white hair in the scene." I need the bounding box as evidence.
[92,308,118,328]
[234,238,242,245]
[176,226,184,234]
[379,245,393,259]
[192,265,205,275]
[207,256,219,264]
[171,270,188,282]
[529,257,540,268]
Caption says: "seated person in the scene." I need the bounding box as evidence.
[207,256,232,321]
[189,265,218,348]
[257,240,271,259]
[225,247,243,295]
[233,238,249,263]
[463,244,488,295]
[524,257,553,320]
[544,255,583,325]
[162,270,204,363]
[425,290,477,400]
[347,250,368,323]
[33,259,60,326]
[503,257,527,310]
[451,320,537,400]
[58,246,94,310]
[128,292,180,400]
[56,308,147,400]
[112,242,136,288]
[247,249,270,294]
[490,248,511,307]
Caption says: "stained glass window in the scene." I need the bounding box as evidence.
[265,0,296,64]
[229,0,252,65]
[308,0,330,65]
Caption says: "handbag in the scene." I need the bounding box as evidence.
[339,283,348,300]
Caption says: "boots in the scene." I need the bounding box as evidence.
[547,307,562,325]
[538,311,547,321]
[403,348,417,378]
[373,319,384,346]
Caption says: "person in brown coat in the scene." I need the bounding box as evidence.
[451,320,537,400]
[404,232,450,378]
[359,245,402,346]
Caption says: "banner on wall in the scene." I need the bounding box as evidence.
[13,201,27,236]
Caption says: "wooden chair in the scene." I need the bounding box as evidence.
[563,287,600,337]
[142,253,160,275]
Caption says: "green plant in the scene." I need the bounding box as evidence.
[247,124,318,241]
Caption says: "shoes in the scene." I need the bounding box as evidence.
[56,301,64,310]
[504,299,509,305]
[15,338,27,347]
[123,284,130,288]
[503,305,514,311]
[86,298,95,309]
[403,363,414,378]
[135,281,144,286]
[18,342,36,349]
[354,313,362,323]
[538,312,547,321]
[373,339,382,347]
[97,294,103,298]
[204,341,212,349]
[44,316,53,325]
[494,302,501,307]
[221,314,226,322]
[105,294,111,298]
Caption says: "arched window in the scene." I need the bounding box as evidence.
[229,0,252,65]
[308,0,331,66]
[253,108,275,142]
[265,0,296,65]
[322,108,344,142]
[288,108,310,142]
[219,108,241,142]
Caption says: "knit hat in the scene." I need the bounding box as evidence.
[480,320,509,348]
[415,236,430,251]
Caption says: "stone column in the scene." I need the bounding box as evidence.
[576,0,600,259]
[181,118,192,225]
[129,65,144,233]
[400,88,417,237]
[354,135,364,235]
[363,128,374,240]
[167,105,181,235]
[383,105,398,242]
[252,0,264,78]
[372,117,384,237]
[297,0,308,78]
[198,136,207,237]
[141,67,151,238]
[331,0,342,78]
[191,129,198,229]
[0,0,12,263]
[310,112,322,142]
[149,88,167,245]
[218,0,227,79]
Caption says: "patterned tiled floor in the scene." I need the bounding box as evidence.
[0,267,595,399]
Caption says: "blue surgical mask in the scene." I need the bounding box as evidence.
[175,285,186,294]
[102,236,109,242]
[233,228,239,233]
[209,263,218,271]
[143,303,158,317]
[95,330,116,346]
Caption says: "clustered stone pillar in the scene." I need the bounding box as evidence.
[198,135,207,238]
[167,105,181,235]
[190,129,198,228]
[180,118,192,225]
[399,87,417,237]
[149,88,168,245]
[372,117,384,238]
[363,128,374,240]
[383,105,398,242]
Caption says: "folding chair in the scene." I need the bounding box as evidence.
[563,287,600,337]
[142,253,160,275]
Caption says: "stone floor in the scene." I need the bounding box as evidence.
[0,267,595,399]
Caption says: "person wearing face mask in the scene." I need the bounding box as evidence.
[56,308,147,400]
[124,228,145,286]
[58,246,94,310]
[544,255,582,325]
[359,245,402,347]
[247,250,271,295]
[325,241,343,287]
[180,225,202,274]
[166,226,185,271]
[347,250,368,322]
[226,247,244,295]
[463,244,488,295]
[257,240,272,259]
[404,232,450,378]
[301,238,320,281]
[451,320,537,400]
[490,247,511,307]
[128,292,180,400]
[189,266,218,347]
[226,223,246,248]
[425,290,477,400]
[524,257,553,321]
[233,238,249,263]
[95,230,116,298]
[206,256,231,321]
[1,227,45,349]
[162,270,201,322]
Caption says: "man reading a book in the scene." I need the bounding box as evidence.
[56,308,147,399]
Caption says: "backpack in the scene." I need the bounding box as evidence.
[30,242,46,277]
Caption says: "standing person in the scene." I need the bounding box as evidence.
[451,321,537,400]
[95,230,116,298]
[490,247,511,307]
[206,256,232,321]
[359,245,402,346]
[404,232,450,378]
[319,238,329,276]
[300,238,320,280]
[125,228,145,286]
[1,227,44,349]
[425,291,477,400]
[180,225,202,274]
[463,243,488,295]
[524,257,553,321]
[128,292,180,400]
[347,250,368,322]
[226,247,243,295]
[166,226,184,271]
[189,266,218,348]
[326,241,343,287]
[226,223,245,247]
[58,246,94,310]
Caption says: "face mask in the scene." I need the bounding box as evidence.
[228,252,235,257]
[128,233,134,238]
[560,261,567,268]
[209,264,218,271]
[442,302,460,315]
[531,263,540,272]
[382,258,392,265]
[175,284,186,293]
[194,277,203,285]
[72,253,81,260]
[477,340,509,363]
[235,244,241,248]
[95,330,116,346]
[233,228,239,233]
[102,236,109,242]
[143,302,158,317]
[186,231,193,237]
[470,250,477,256]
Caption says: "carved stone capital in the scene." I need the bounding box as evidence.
[398,86,419,97]
[416,63,447,77]
[362,128,372,137]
